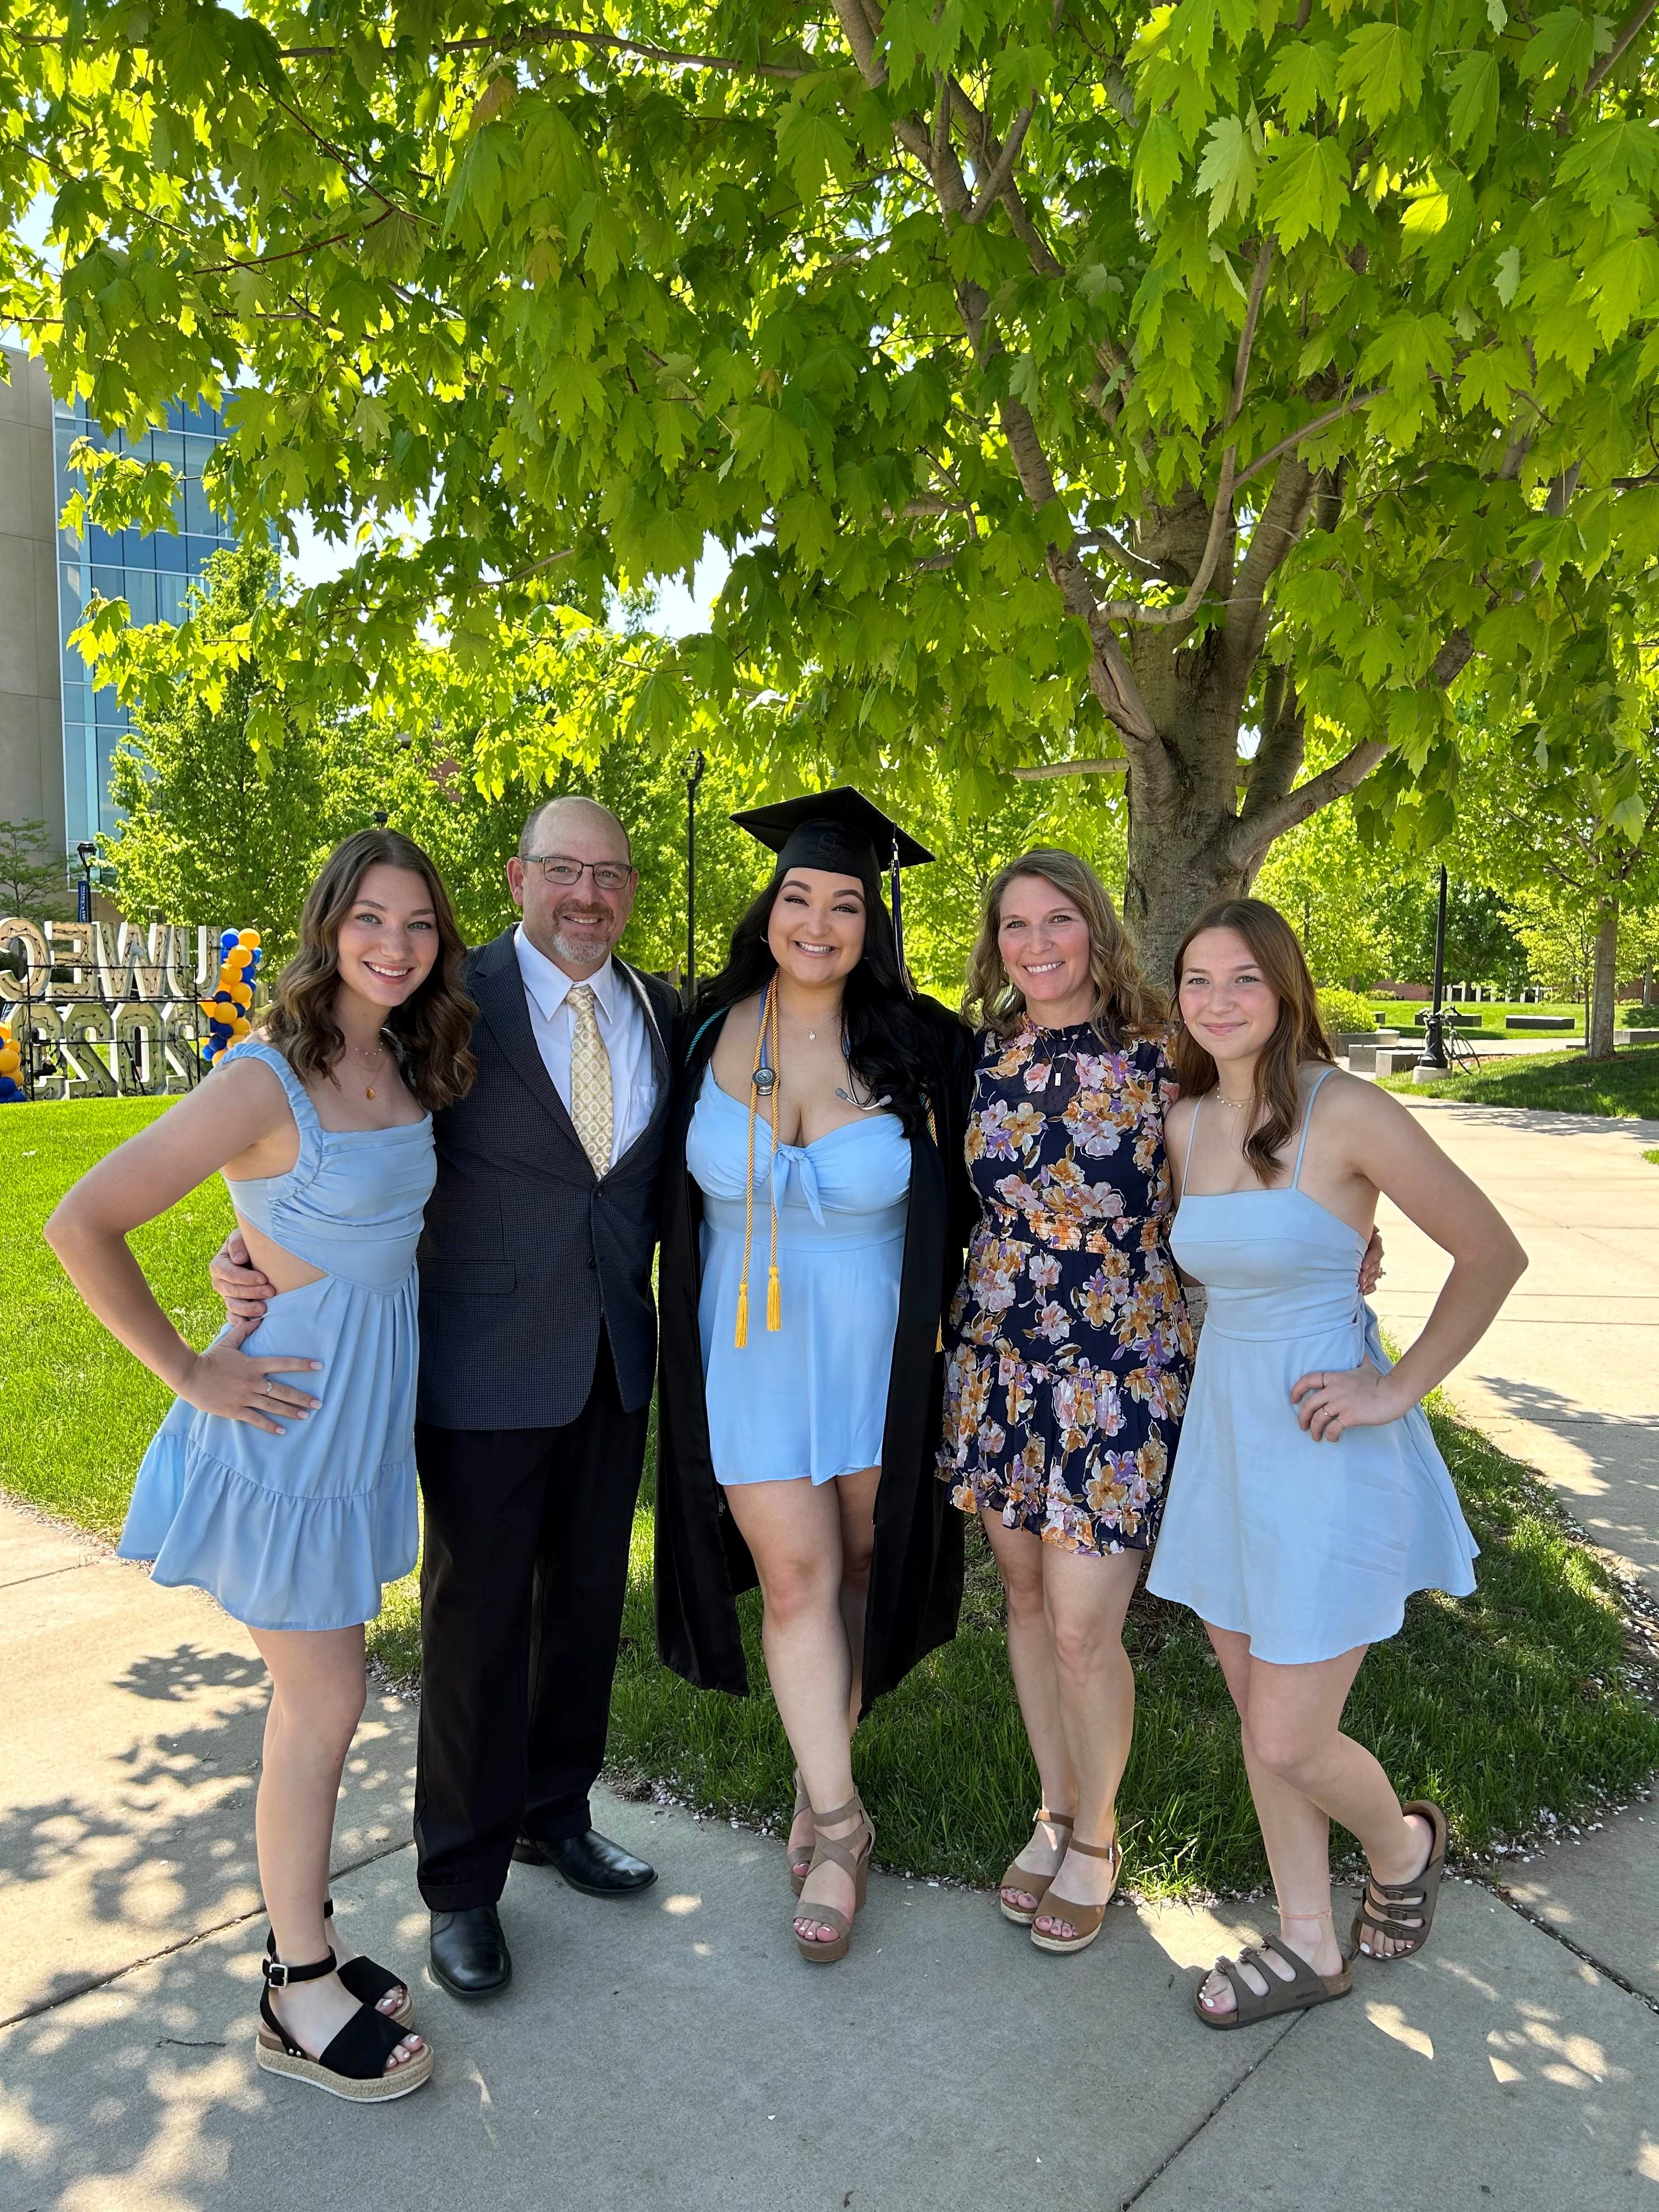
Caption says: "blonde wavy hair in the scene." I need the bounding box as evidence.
[961,848,1165,1041]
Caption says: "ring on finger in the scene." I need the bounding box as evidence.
[262,1379,274,1397]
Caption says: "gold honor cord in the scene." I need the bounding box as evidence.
[736,978,784,1347]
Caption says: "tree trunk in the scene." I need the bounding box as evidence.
[1587,900,1620,1062]
[1116,612,1259,984]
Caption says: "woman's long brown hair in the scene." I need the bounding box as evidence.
[961,848,1164,1041]
[1169,897,1334,1183]
[264,830,477,1113]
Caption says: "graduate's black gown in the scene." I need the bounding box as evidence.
[653,992,977,1711]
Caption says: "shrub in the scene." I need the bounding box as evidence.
[1317,987,1376,1036]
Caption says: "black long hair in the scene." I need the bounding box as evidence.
[692,878,940,1138]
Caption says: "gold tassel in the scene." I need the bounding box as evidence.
[736,978,780,1350]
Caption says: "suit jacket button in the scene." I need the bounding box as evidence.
[587,1257,596,1269]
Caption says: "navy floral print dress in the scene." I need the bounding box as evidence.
[937,1020,1193,1555]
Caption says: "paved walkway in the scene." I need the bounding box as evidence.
[2,1497,1656,2211]
[1368,1098,1659,1598]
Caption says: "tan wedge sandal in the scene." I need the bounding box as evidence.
[1029,1836,1120,1956]
[793,1795,872,1966]
[998,1808,1075,1926]
[787,1770,814,1898]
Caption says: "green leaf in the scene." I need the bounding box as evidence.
[1517,9,1602,94]
[1336,22,1424,127]
[1578,234,1659,345]
[1266,39,1339,130]
[1445,52,1500,164]
[1559,118,1659,214]
[777,104,855,200]
[1195,114,1259,231]
[1135,114,1186,213]
[1494,245,1521,305]
[1257,133,1350,250]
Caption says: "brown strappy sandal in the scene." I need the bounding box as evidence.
[1029,1835,1120,1955]
[787,1770,814,1897]
[793,1795,872,1966]
[998,1808,1075,1926]
[1352,1799,1448,1961]
[1194,1932,1353,2029]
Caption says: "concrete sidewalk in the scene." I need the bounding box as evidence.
[1369,1098,1659,1598]
[1367,1098,1659,2033]
[2,1500,1656,2211]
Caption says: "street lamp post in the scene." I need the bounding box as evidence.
[685,749,706,1006]
[1418,864,1451,1073]
[75,840,97,924]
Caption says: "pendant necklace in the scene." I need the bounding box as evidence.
[346,1039,388,1099]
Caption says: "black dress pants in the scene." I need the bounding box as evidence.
[413,1333,649,1911]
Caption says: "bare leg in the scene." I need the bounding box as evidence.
[248,1626,424,2073]
[834,1465,880,1733]
[721,1478,862,1948]
[776,1465,879,1881]
[1032,1544,1143,1939]
[983,1514,1074,1912]
[1198,1628,1434,2017]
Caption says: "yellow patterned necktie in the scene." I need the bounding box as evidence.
[566,983,613,1176]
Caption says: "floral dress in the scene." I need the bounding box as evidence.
[936,1020,1193,1554]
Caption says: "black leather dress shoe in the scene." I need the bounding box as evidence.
[428,1904,512,1998]
[512,1829,657,1896]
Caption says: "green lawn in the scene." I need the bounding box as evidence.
[1378,1040,1659,1118]
[5,1096,1657,1892]
[1369,998,1592,1039]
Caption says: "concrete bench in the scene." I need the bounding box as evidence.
[1348,1042,1421,1075]
[1506,1014,1573,1031]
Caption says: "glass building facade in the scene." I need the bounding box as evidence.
[54,393,236,848]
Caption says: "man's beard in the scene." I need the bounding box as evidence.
[550,918,614,965]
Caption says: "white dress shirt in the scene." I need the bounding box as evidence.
[513,926,659,1169]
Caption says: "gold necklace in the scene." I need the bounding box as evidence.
[345,1038,388,1100]
[1215,1091,1254,1112]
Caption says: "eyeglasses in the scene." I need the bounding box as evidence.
[524,855,635,891]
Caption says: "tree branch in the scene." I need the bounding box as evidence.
[1228,244,1273,429]
[1011,758,1129,778]
[1101,449,1237,626]
[1582,0,1657,97]
[966,104,1036,222]
[1235,667,1306,827]
[1223,456,1320,685]
[1076,528,1167,579]
[1231,388,1381,492]
[1229,737,1387,866]
[281,24,809,77]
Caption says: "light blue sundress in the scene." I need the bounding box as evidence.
[118,1039,435,1631]
[1146,1069,1477,1664]
[686,1065,910,1486]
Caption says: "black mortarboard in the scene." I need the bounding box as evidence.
[730,786,933,980]
[731,787,933,882]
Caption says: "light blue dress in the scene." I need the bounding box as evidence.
[686,1066,910,1485]
[118,1039,435,1631]
[1146,1070,1477,1664]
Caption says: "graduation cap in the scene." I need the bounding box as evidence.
[730,786,933,977]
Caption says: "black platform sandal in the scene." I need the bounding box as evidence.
[266,1901,413,2027]
[257,1951,433,2103]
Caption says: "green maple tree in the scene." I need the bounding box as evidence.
[9,0,1659,964]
